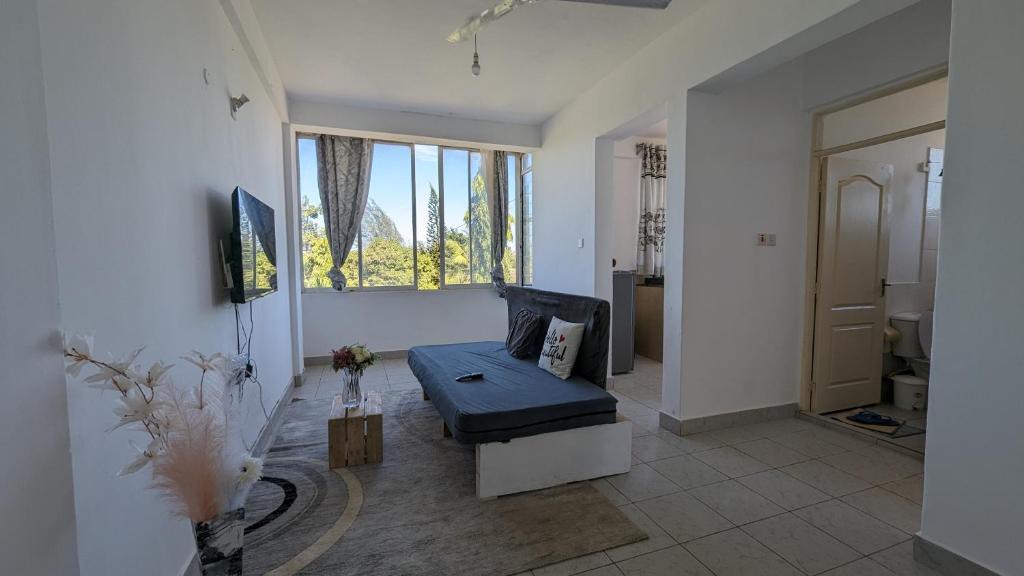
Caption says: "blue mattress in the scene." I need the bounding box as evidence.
[408,341,618,444]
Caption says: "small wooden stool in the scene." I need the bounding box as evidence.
[328,391,383,468]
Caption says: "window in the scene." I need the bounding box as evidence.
[521,153,533,286]
[298,135,533,291]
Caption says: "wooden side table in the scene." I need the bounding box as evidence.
[328,391,383,468]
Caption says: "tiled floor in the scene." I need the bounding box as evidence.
[304,355,937,575]
[296,357,421,401]
[525,356,936,576]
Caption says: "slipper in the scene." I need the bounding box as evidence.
[847,410,901,427]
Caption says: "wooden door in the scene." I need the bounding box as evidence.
[811,157,893,413]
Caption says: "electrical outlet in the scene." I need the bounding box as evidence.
[756,233,767,246]
[767,233,777,247]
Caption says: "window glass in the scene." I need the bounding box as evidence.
[522,154,534,285]
[361,143,414,287]
[299,138,532,291]
[504,154,518,284]
[414,145,441,290]
[469,151,492,284]
[442,149,470,285]
[298,138,335,288]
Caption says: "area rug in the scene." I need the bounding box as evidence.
[830,409,925,438]
[243,390,646,575]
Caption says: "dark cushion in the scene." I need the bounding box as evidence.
[408,341,618,444]
[505,286,610,388]
[506,308,543,358]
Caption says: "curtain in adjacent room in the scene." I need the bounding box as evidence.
[487,150,509,297]
[637,142,667,278]
[316,135,373,290]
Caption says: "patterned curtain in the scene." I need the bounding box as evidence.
[316,135,373,290]
[488,150,509,297]
[637,143,667,278]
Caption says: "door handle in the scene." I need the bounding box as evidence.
[881,277,889,297]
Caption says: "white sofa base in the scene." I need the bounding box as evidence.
[475,415,632,499]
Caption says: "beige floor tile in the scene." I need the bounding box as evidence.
[870,541,944,575]
[590,478,629,507]
[655,430,725,454]
[685,529,802,576]
[779,460,872,497]
[820,557,896,576]
[841,487,922,534]
[850,445,924,477]
[615,545,713,576]
[635,491,732,543]
[820,451,909,485]
[631,436,685,463]
[794,500,911,555]
[708,425,765,445]
[742,418,817,438]
[882,474,924,505]
[607,464,680,503]
[742,513,860,575]
[647,455,727,490]
[578,565,624,576]
[734,438,811,468]
[688,480,784,525]
[736,470,830,510]
[533,551,612,576]
[810,427,876,451]
[606,505,677,563]
[692,446,771,478]
[772,430,849,459]
[628,413,661,435]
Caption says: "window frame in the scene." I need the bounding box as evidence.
[297,133,532,293]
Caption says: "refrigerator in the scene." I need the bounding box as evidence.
[612,270,636,374]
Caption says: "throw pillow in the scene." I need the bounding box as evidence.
[506,309,544,359]
[538,316,585,380]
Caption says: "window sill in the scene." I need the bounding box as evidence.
[302,285,500,295]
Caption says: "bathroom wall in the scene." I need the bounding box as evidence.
[836,131,945,318]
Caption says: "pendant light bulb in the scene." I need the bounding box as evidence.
[471,34,481,77]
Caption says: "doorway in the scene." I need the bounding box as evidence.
[802,72,948,456]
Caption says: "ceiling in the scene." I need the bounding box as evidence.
[251,0,705,125]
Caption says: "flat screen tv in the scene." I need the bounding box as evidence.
[229,187,277,303]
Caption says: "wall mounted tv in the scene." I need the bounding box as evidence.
[229,187,277,303]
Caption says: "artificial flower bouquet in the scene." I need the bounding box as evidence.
[331,343,379,375]
[64,334,262,575]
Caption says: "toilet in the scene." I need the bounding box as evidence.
[890,311,933,411]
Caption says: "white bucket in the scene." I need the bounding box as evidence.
[893,375,928,411]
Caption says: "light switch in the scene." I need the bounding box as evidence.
[577,238,585,248]
[767,233,777,247]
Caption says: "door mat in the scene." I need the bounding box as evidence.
[830,409,925,438]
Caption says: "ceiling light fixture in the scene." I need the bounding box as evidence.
[471,34,481,77]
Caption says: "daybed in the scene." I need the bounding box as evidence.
[408,286,632,498]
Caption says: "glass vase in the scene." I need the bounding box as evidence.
[193,508,244,576]
[342,368,362,408]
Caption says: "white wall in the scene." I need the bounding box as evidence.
[0,1,79,574]
[36,0,294,574]
[680,61,811,419]
[302,289,508,357]
[290,97,541,151]
[920,1,1024,573]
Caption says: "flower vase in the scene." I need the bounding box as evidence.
[342,368,362,408]
[193,508,245,576]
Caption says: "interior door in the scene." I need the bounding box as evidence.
[811,157,893,413]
